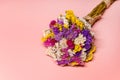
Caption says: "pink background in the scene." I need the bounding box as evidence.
[0,0,120,80]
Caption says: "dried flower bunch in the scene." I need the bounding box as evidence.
[42,0,116,66]
[42,10,96,66]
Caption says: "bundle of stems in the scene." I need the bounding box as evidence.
[84,0,116,25]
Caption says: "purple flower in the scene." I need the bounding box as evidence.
[62,27,68,33]
[71,24,75,29]
[67,32,78,40]
[84,44,91,50]
[64,30,70,38]
[85,35,92,44]
[64,30,73,39]
[82,29,93,45]
[61,53,69,60]
[57,60,69,65]
[70,56,85,66]
[70,56,81,62]
[67,33,74,39]
[54,32,63,41]
[57,19,64,25]
[74,51,81,57]
[72,30,79,39]
[86,49,91,53]
[81,29,90,37]
[52,27,60,35]
[63,25,80,39]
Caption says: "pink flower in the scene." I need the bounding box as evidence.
[49,20,56,28]
[67,40,75,49]
[44,38,56,47]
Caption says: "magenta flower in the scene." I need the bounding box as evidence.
[49,20,56,28]
[44,38,56,47]
[67,40,75,49]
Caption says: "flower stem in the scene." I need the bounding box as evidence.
[84,0,116,25]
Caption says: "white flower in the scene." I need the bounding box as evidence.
[55,42,61,49]
[79,18,92,30]
[59,38,68,48]
[43,29,51,37]
[55,50,62,60]
[63,19,69,25]
[80,49,87,61]
[90,31,94,36]
[55,42,64,56]
[68,49,75,57]
[46,47,57,60]
[46,42,64,60]
[74,33,86,45]
[82,48,87,52]
[58,15,69,25]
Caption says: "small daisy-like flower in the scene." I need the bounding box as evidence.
[43,29,51,37]
[74,33,86,45]
[55,50,62,61]
[58,15,69,25]
[46,47,57,60]
[80,49,87,61]
[59,38,68,48]
[68,49,74,57]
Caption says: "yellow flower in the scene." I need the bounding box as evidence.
[85,53,93,62]
[73,45,82,53]
[65,10,84,30]
[91,45,96,52]
[41,37,47,42]
[41,32,54,42]
[71,16,76,24]
[64,24,69,29]
[76,19,84,30]
[46,32,54,38]
[59,25,62,31]
[65,10,74,15]
[66,14,71,20]
[69,61,79,66]
[65,10,74,20]
[79,22,84,28]
[85,45,96,62]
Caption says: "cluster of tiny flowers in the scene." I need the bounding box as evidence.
[42,10,96,66]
